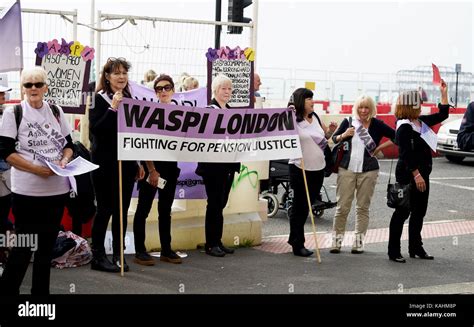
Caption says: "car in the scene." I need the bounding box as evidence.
[437,118,474,163]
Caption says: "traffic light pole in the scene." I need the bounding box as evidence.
[215,0,222,49]
[251,0,258,69]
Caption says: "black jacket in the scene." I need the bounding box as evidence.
[457,102,474,151]
[195,99,241,177]
[89,93,137,172]
[395,103,449,183]
[332,117,395,172]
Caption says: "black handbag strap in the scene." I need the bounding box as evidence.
[388,124,415,185]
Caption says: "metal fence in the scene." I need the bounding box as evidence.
[4,8,77,100]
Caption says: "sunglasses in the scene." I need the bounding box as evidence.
[155,84,173,93]
[23,82,46,89]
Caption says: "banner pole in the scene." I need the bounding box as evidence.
[118,160,124,276]
[300,158,321,264]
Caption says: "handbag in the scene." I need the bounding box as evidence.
[331,117,352,174]
[386,153,411,210]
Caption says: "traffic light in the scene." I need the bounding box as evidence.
[228,0,252,34]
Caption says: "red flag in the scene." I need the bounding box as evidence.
[432,63,441,86]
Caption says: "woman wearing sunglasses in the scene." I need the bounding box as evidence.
[89,57,144,273]
[132,74,182,266]
[0,67,74,294]
[195,74,240,257]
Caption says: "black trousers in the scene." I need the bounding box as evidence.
[202,171,235,249]
[0,193,67,295]
[0,194,12,233]
[288,164,324,249]
[133,171,178,254]
[388,174,430,257]
[91,161,137,255]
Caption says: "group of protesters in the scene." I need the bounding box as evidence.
[0,54,459,294]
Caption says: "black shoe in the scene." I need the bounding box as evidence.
[205,246,226,257]
[112,255,130,272]
[160,250,183,264]
[410,252,434,260]
[91,253,120,272]
[329,247,341,254]
[389,255,406,263]
[134,252,155,266]
[351,249,364,254]
[218,245,235,254]
[293,247,313,257]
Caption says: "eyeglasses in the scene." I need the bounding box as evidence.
[155,84,173,93]
[23,82,46,89]
[107,57,127,63]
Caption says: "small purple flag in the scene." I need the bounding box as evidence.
[0,0,23,72]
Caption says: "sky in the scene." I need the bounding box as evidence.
[9,0,472,73]
[2,0,473,100]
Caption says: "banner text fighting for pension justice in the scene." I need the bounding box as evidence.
[122,103,295,135]
[122,137,298,154]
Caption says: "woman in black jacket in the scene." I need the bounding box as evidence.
[388,81,449,263]
[133,74,182,266]
[89,58,144,272]
[195,74,240,257]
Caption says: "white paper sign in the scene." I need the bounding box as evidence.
[46,156,99,177]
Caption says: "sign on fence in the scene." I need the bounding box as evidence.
[35,38,94,114]
[206,46,255,108]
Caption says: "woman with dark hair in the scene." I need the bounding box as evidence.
[287,88,337,257]
[89,57,144,272]
[388,81,449,263]
[133,74,182,266]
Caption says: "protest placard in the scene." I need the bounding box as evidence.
[35,39,94,114]
[206,46,255,108]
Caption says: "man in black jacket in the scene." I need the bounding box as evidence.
[457,102,474,151]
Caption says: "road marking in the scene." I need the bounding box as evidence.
[357,282,474,294]
[379,172,474,191]
[431,177,474,180]
[430,180,474,191]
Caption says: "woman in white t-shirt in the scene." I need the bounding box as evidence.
[287,88,337,257]
[0,67,74,295]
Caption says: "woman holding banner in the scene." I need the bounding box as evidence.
[388,82,449,263]
[89,57,144,273]
[196,74,240,257]
[133,74,182,266]
[0,67,73,294]
[330,95,395,255]
[287,88,337,257]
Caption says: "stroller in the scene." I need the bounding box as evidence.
[260,160,336,219]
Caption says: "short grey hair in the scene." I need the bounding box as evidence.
[21,66,48,84]
[211,74,232,97]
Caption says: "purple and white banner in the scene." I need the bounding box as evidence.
[117,98,302,162]
[129,81,208,107]
[0,0,23,72]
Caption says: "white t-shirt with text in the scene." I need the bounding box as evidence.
[0,100,71,196]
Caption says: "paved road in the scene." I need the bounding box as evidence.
[263,157,474,237]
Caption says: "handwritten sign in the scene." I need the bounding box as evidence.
[34,39,93,114]
[207,46,254,108]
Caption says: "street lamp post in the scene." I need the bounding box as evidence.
[455,63,461,108]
